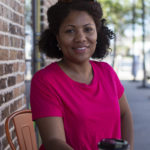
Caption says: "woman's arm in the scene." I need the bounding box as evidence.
[119,93,134,150]
[36,117,73,150]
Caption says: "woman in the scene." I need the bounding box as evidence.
[30,0,134,150]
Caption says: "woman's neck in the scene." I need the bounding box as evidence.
[58,59,93,84]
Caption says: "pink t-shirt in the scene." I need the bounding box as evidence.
[30,60,124,150]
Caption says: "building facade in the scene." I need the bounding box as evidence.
[0,0,57,149]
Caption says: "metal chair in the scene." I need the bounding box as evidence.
[5,109,38,150]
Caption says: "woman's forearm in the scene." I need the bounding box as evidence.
[44,138,73,150]
[121,111,134,150]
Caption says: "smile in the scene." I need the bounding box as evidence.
[76,47,87,50]
[72,46,89,54]
[73,46,89,50]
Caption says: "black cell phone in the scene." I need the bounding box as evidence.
[98,138,129,150]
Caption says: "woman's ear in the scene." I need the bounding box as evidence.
[56,35,61,51]
[56,35,60,44]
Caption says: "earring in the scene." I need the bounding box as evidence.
[57,44,61,51]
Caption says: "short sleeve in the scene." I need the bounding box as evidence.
[99,62,124,100]
[30,72,63,121]
[109,65,124,99]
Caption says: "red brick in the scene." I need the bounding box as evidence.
[20,39,25,48]
[12,1,16,8]
[18,3,22,13]
[0,4,2,16]
[19,62,26,72]
[0,78,7,89]
[10,99,23,114]
[5,64,13,74]
[9,23,16,34]
[5,6,9,19]
[20,0,25,4]
[10,37,14,47]
[15,98,23,109]
[8,76,16,87]
[0,64,4,75]
[16,74,24,83]
[16,26,22,36]
[4,35,9,46]
[0,5,4,17]
[2,136,10,150]
[0,34,5,46]
[14,1,18,12]
[4,91,13,102]
[21,28,25,36]
[14,37,18,47]
[9,119,13,129]
[0,49,9,60]
[9,50,17,60]
[0,94,4,106]
[0,124,4,137]
[13,13,19,24]
[3,21,9,32]
[1,106,9,121]
[13,63,19,72]
[13,87,20,98]
[20,16,25,26]
[20,84,25,94]
[3,6,7,19]
[20,27,24,36]
[17,51,24,59]
[0,19,3,31]
[10,102,18,114]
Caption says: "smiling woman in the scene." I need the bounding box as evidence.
[30,1,134,150]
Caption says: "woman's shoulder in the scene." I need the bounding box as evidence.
[91,60,113,70]
[32,62,58,81]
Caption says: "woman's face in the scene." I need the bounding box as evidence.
[57,10,97,64]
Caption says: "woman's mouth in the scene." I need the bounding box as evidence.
[72,46,88,53]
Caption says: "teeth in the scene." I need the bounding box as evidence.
[77,47,86,50]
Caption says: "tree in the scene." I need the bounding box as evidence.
[98,0,132,67]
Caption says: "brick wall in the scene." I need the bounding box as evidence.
[41,0,57,30]
[0,0,25,150]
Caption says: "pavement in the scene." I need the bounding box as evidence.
[120,79,150,150]
[117,59,150,150]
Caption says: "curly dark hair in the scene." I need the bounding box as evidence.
[39,0,115,59]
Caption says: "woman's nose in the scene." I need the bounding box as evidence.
[74,30,86,42]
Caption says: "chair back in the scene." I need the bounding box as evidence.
[5,109,38,150]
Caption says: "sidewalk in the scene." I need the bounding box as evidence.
[120,79,150,150]
[116,59,150,150]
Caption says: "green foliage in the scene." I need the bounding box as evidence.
[98,0,131,35]
[97,0,150,59]
[97,0,148,36]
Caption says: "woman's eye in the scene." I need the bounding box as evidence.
[84,27,93,33]
[65,29,74,33]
